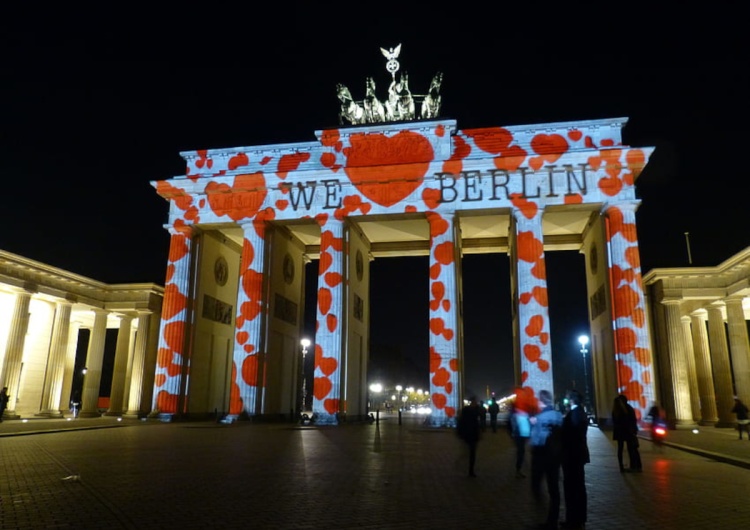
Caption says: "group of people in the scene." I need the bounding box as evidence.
[458,389,589,530]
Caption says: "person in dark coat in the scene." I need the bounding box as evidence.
[611,394,641,472]
[0,387,9,422]
[530,389,564,529]
[731,397,749,440]
[457,396,482,477]
[561,390,590,530]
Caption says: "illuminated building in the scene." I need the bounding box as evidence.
[644,248,750,428]
[0,250,163,419]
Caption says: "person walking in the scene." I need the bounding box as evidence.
[0,386,9,422]
[530,389,564,529]
[488,398,501,433]
[612,394,641,472]
[560,390,590,530]
[731,397,749,440]
[457,396,482,477]
[509,402,531,477]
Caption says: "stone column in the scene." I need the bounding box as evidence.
[80,309,109,418]
[690,311,718,425]
[681,316,701,421]
[105,314,134,416]
[0,290,33,418]
[38,301,73,417]
[231,220,269,418]
[152,225,195,417]
[511,205,553,401]
[311,217,345,425]
[706,304,734,426]
[662,301,695,427]
[125,311,151,417]
[603,202,655,420]
[725,297,750,405]
[60,320,82,415]
[426,212,461,427]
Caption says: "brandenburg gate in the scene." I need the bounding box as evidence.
[151,48,656,426]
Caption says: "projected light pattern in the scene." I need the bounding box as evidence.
[427,212,459,425]
[606,202,654,421]
[513,206,553,399]
[229,221,267,417]
[153,225,193,414]
[313,217,344,424]
[153,117,655,417]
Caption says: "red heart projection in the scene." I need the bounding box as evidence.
[344,131,434,207]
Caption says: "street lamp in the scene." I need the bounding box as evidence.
[369,383,382,424]
[300,338,311,413]
[578,335,590,410]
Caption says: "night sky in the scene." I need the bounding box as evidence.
[3,6,747,400]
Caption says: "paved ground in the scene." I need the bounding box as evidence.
[1,414,749,529]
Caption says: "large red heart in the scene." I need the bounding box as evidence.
[344,131,434,207]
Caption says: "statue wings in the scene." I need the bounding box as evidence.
[380,44,402,61]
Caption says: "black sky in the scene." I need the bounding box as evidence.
[2,5,747,398]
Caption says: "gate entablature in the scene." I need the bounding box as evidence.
[157,117,650,226]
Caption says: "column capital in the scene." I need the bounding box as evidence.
[165,223,196,237]
[511,204,544,223]
[601,200,641,216]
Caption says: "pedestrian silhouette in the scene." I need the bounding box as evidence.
[731,397,749,440]
[509,400,531,478]
[457,396,482,477]
[612,394,642,472]
[0,386,9,422]
[530,389,564,529]
[561,390,590,530]
[488,398,500,433]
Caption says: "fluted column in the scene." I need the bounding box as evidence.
[60,320,82,415]
[512,205,554,401]
[311,217,344,425]
[662,301,695,426]
[426,212,461,427]
[80,309,109,418]
[125,311,151,417]
[152,225,195,416]
[681,316,701,421]
[0,290,33,418]
[230,220,269,418]
[690,311,718,425]
[105,314,134,416]
[603,202,655,421]
[725,297,750,405]
[39,301,73,417]
[706,304,734,426]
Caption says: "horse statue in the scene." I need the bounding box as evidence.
[363,77,386,123]
[385,72,415,121]
[420,72,443,119]
[337,83,365,125]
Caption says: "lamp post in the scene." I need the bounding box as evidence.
[300,338,311,414]
[395,385,403,425]
[578,335,590,411]
[369,383,382,424]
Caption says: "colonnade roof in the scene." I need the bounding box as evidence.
[0,249,164,328]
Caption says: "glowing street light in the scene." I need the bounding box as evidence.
[300,339,311,413]
[578,335,590,410]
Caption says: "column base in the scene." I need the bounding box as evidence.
[103,411,124,417]
[312,412,339,425]
[78,411,102,418]
[34,411,63,418]
[698,419,718,426]
[1,412,21,421]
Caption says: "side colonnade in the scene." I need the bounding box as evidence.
[0,250,163,419]
[645,248,750,428]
